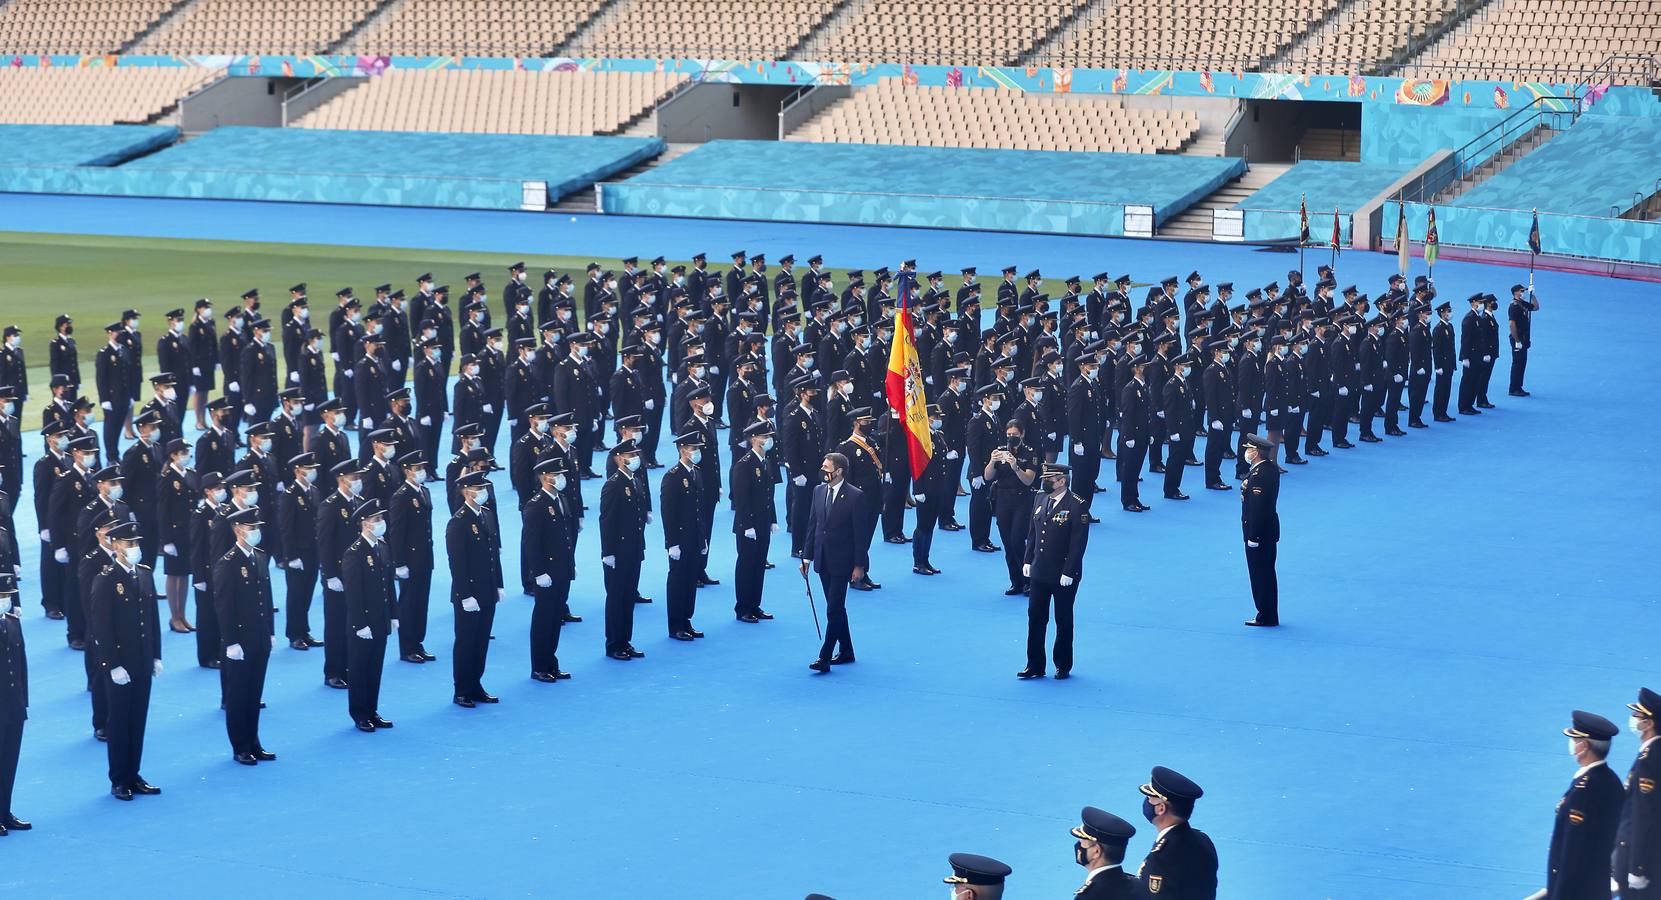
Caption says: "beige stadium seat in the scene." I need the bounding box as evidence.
[0,66,215,124]
[133,0,382,55]
[570,0,842,61]
[0,0,178,54]
[1036,0,1341,71]
[1409,0,1660,82]
[343,0,609,57]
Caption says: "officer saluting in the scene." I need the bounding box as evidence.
[1018,463,1088,680]
[0,574,27,834]
[88,522,163,801]
[1525,711,1622,900]
[211,507,276,766]
[1136,766,1219,899]
[1240,435,1280,628]
[943,852,1012,899]
[1615,687,1659,897]
[1071,806,1140,898]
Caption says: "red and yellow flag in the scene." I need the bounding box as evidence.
[885,272,933,478]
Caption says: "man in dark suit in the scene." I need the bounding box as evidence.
[277,453,321,650]
[1018,464,1089,680]
[1240,435,1280,628]
[800,451,867,674]
[211,507,276,766]
[521,457,575,683]
[1430,301,1457,422]
[1529,711,1624,900]
[1071,806,1140,899]
[388,452,436,664]
[659,431,707,642]
[1457,292,1485,416]
[1116,354,1151,513]
[1136,766,1219,900]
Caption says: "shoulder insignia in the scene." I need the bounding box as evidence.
[116,582,125,596]
[1641,778,1655,794]
[1568,809,1584,825]
[1148,875,1162,894]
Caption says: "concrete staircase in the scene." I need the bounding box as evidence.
[1429,123,1559,204]
[1157,162,1292,240]
[552,142,696,212]
[1298,127,1361,161]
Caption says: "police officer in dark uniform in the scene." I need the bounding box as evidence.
[966,385,1004,551]
[388,451,436,664]
[1136,766,1219,899]
[1239,434,1281,627]
[318,460,366,689]
[50,313,80,392]
[1071,807,1140,898]
[276,453,321,650]
[88,521,163,801]
[522,457,575,682]
[94,321,127,459]
[943,852,1012,899]
[781,377,823,558]
[342,499,394,731]
[1615,687,1659,897]
[1407,303,1433,428]
[660,431,706,642]
[48,437,98,648]
[599,439,649,661]
[32,421,71,621]
[909,404,950,576]
[553,332,601,477]
[448,471,503,706]
[240,317,279,423]
[1457,292,1485,416]
[1018,463,1088,679]
[986,418,1038,595]
[1066,349,1105,514]
[212,507,276,766]
[1116,354,1151,512]
[360,429,400,504]
[730,421,778,623]
[1508,283,1540,397]
[120,411,165,569]
[1528,711,1623,900]
[1161,353,1196,501]
[354,328,391,435]
[836,408,882,591]
[307,398,350,476]
[0,574,25,833]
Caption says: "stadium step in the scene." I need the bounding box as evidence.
[551,0,634,57]
[1297,127,1361,162]
[553,142,697,213]
[1156,162,1292,240]
[1430,123,1560,205]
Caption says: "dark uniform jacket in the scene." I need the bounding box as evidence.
[278,478,319,567]
[88,560,162,676]
[387,479,433,577]
[1137,820,1219,900]
[1117,378,1150,442]
[342,535,392,634]
[1614,738,1660,891]
[1023,490,1088,582]
[1241,460,1280,545]
[446,503,503,602]
[1545,761,1623,900]
[728,449,776,535]
[658,461,705,554]
[521,488,575,583]
[0,599,25,719]
[212,545,274,654]
[599,470,649,563]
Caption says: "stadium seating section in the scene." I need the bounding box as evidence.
[1411,0,1661,82]
[569,0,841,61]
[1049,0,1339,70]
[1292,0,1458,74]
[132,0,379,55]
[294,69,685,136]
[815,0,1091,66]
[0,66,215,124]
[341,0,607,57]
[1456,116,1661,217]
[788,79,1199,153]
[0,0,178,54]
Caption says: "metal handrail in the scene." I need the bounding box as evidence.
[1392,95,1575,205]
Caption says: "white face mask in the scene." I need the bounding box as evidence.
[347,479,364,496]
[1029,391,1044,403]
[209,488,227,504]
[0,597,10,615]
[379,445,396,461]
[244,488,260,506]
[1568,737,1581,758]
[139,430,157,445]
[691,367,706,380]
[409,469,427,484]
[535,419,551,434]
[468,488,489,506]
[123,545,142,564]
[988,400,1001,413]
[553,474,568,492]
[625,456,641,472]
[107,484,124,501]
[297,308,309,321]
[701,401,715,416]
[244,528,263,547]
[761,437,774,452]
[369,519,387,538]
[163,387,177,401]
[250,438,267,454]
[1631,715,1647,736]
[299,468,316,485]
[688,449,703,465]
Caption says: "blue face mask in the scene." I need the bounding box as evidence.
[1142,798,1158,823]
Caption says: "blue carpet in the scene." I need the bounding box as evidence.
[1,196,1656,899]
[0,124,179,167]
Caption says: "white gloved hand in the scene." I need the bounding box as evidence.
[1155,411,1165,420]
[101,401,112,411]
[54,548,69,563]
[709,366,719,375]
[1338,387,1349,396]
[1393,374,1404,384]
[912,493,925,503]
[1046,432,1056,441]
[305,404,314,412]
[770,522,781,534]
[1460,359,1469,368]
[275,482,286,493]
[289,371,300,383]
[326,577,344,592]
[110,666,131,685]
[1242,408,1253,418]
[331,352,340,363]
[1312,390,1322,399]
[1246,540,1260,548]
[38,529,49,542]
[1513,342,1523,352]
[1211,420,1223,430]
[644,399,655,410]
[1437,368,1446,376]
[508,418,517,427]
[228,382,240,393]
[163,543,177,556]
[343,369,354,379]
[602,555,617,568]
[792,475,807,486]
[482,404,494,414]
[1022,564,1031,577]
[702,541,709,555]
[287,558,302,570]
[272,634,281,649]
[1290,407,1300,414]
[244,403,256,415]
[394,566,409,580]
[1270,409,1279,417]
[1483,355,1492,363]
[498,588,506,600]
[1416,369,1426,376]
[946,450,959,460]
[1060,575,1074,587]
[361,418,373,429]
[1073,443,1086,455]
[419,416,431,426]
[1169,434,1180,442]
[535,573,552,587]
[192,367,202,377]
[970,477,984,489]
[194,581,207,591]
[1124,439,1136,448]
[461,597,480,613]
[392,359,402,372]
[743,528,756,539]
[356,626,372,638]
[226,643,244,661]
[1630,874,1651,890]
[152,660,163,677]
[1364,384,1374,392]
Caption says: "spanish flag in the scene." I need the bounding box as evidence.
[885,271,934,478]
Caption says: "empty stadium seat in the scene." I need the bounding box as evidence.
[570,0,841,61]
[0,66,216,124]
[0,0,178,54]
[1288,0,1459,74]
[1410,0,1661,83]
[816,0,1093,66]
[134,0,380,55]
[343,0,608,56]
[1050,0,1342,71]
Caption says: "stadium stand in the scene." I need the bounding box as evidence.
[1043,0,1340,70]
[0,123,180,165]
[1409,0,1661,82]
[787,78,1199,153]
[1233,158,1414,241]
[341,0,608,57]
[0,0,179,54]
[569,0,842,60]
[0,66,215,124]
[293,69,686,136]
[1291,0,1459,74]
[1455,116,1661,216]
[131,0,380,55]
[814,0,1092,66]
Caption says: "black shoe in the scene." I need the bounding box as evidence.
[1221,449,1237,460]
[670,631,695,641]
[371,715,397,727]
[1207,483,1232,491]
[1332,440,1355,449]
[1509,389,1530,397]
[1459,408,1480,416]
[1164,492,1190,501]
[234,752,258,766]
[531,671,558,682]
[626,646,645,658]
[830,654,855,665]
[696,577,720,587]
[253,749,277,761]
[1149,464,1166,474]
[472,693,498,704]
[1,815,30,830]
[68,638,85,651]
[111,785,134,801]
[850,579,873,591]
[1053,670,1071,680]
[303,635,324,648]
[912,565,939,576]
[554,670,571,680]
[1004,585,1024,596]
[1244,618,1279,627]
[453,696,477,708]
[972,543,1000,553]
[400,653,425,664]
[883,536,907,544]
[1087,515,1101,523]
[755,610,774,620]
[809,659,830,673]
[1360,435,1383,443]
[686,629,705,639]
[45,609,65,621]
[1122,504,1149,513]
[418,650,437,661]
[563,613,583,623]
[325,677,349,689]
[1307,447,1328,456]
[635,596,653,604]
[1286,456,1308,465]
[763,562,775,570]
[95,728,107,742]
[1016,669,1044,679]
[940,522,964,531]
[607,650,633,661]
[1409,421,1428,428]
[1434,414,1455,422]
[356,719,379,731]
[1385,428,1407,437]
[131,780,160,796]
[290,639,310,651]
[1477,401,1495,409]
[1276,465,1289,474]
[738,614,760,623]
[860,577,881,590]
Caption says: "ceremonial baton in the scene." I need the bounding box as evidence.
[800,566,823,640]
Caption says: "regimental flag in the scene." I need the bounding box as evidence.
[1331,206,1341,251]
[884,271,934,479]
[1528,207,1542,255]
[1298,194,1310,244]
[1424,207,1440,267]
[1396,202,1409,275]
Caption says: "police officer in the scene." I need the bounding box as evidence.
[1071,807,1140,898]
[94,321,127,459]
[1136,766,1219,899]
[276,452,321,650]
[1162,353,1197,501]
[343,498,394,731]
[212,507,276,766]
[1116,354,1151,512]
[1615,687,1659,897]
[522,457,575,682]
[448,471,503,706]
[361,429,400,504]
[48,437,98,649]
[909,404,950,576]
[1067,348,1106,514]
[1526,711,1623,900]
[1018,463,1088,679]
[0,574,25,833]
[119,411,165,569]
[782,377,824,557]
[88,521,163,801]
[240,317,279,423]
[156,437,197,632]
[1240,435,1281,628]
[1457,292,1485,416]
[730,421,778,623]
[943,852,1012,900]
[600,438,649,661]
[318,460,365,689]
[660,431,707,642]
[1508,283,1540,397]
[388,451,436,664]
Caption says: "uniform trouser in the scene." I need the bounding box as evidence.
[40,541,63,614]
[1510,347,1528,392]
[1233,423,1258,477]
[101,409,123,460]
[322,587,347,681]
[1070,442,1101,511]
[396,568,430,657]
[194,583,221,666]
[1149,427,1165,468]
[881,473,909,540]
[85,639,107,732]
[0,708,21,816]
[1476,358,1495,402]
[347,632,387,722]
[1118,437,1146,507]
[574,421,595,474]
[1303,395,1326,451]
[969,484,994,546]
[452,599,496,698]
[1359,388,1381,436]
[1384,381,1405,430]
[734,530,769,616]
[642,403,665,462]
[530,579,568,675]
[1331,391,1353,442]
[483,405,505,456]
[1433,371,1453,417]
[105,673,151,787]
[1163,436,1192,496]
[224,389,244,432]
[911,494,941,566]
[787,481,813,555]
[709,373,729,419]
[62,564,85,644]
[699,495,718,579]
[666,555,699,634]
[284,562,318,642]
[994,491,1033,588]
[1204,426,1228,485]
[223,650,268,755]
[1408,374,1430,423]
[816,572,852,662]
[1457,363,1478,410]
[1246,541,1279,624]
[603,556,640,653]
[943,451,967,524]
[1025,579,1078,674]
[1283,410,1303,458]
[421,426,442,476]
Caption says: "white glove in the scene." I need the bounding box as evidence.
[1437,368,1446,376]
[1210,420,1223,430]
[289,371,300,383]
[1416,368,1426,376]
[912,493,925,503]
[709,366,719,374]
[461,597,480,612]
[482,404,494,414]
[1046,432,1056,441]
[1124,439,1136,448]
[744,528,756,539]
[327,577,344,591]
[390,618,398,632]
[228,381,240,393]
[275,482,285,493]
[343,369,354,379]
[945,450,959,460]
[535,573,552,587]
[645,511,654,525]
[54,548,69,563]
[1242,408,1253,418]
[394,566,409,580]
[226,643,244,661]
[287,558,302,570]
[38,529,49,542]
[497,587,506,600]
[305,404,315,412]
[644,399,655,410]
[1630,874,1650,890]
[272,634,281,649]
[1270,409,1279,417]
[1246,540,1260,548]
[361,418,373,429]
[1169,434,1180,442]
[1482,355,1492,363]
[1460,359,1469,368]
[1059,575,1074,587]
[192,367,202,376]
[882,473,892,483]
[1364,384,1374,391]
[602,555,616,568]
[1312,390,1322,399]
[1290,407,1300,414]
[110,666,131,685]
[1022,564,1031,577]
[152,660,163,677]
[244,403,257,416]
[392,359,402,372]
[1338,387,1349,396]
[356,626,372,638]
[163,543,177,557]
[702,542,709,554]
[1393,374,1403,384]
[508,419,517,427]
[419,416,431,426]
[770,523,781,534]
[1073,443,1085,456]
[194,581,207,591]
[970,477,984,489]
[1513,342,1523,352]
[1155,412,1165,420]
[101,401,112,411]
[331,352,340,362]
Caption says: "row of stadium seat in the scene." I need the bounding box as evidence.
[569,0,841,61]
[1412,0,1661,80]
[1291,0,1458,73]
[815,0,1091,65]
[340,0,608,57]
[1041,0,1340,70]
[0,0,176,55]
[130,0,379,55]
[0,66,214,125]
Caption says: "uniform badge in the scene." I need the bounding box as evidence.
[341,508,349,519]
[1640,778,1655,794]
[1568,809,1585,824]
[1148,875,1162,893]
[412,497,419,507]
[682,477,689,487]
[116,583,125,595]
[471,523,479,535]
[624,486,632,497]
[241,566,248,578]
[548,505,556,516]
